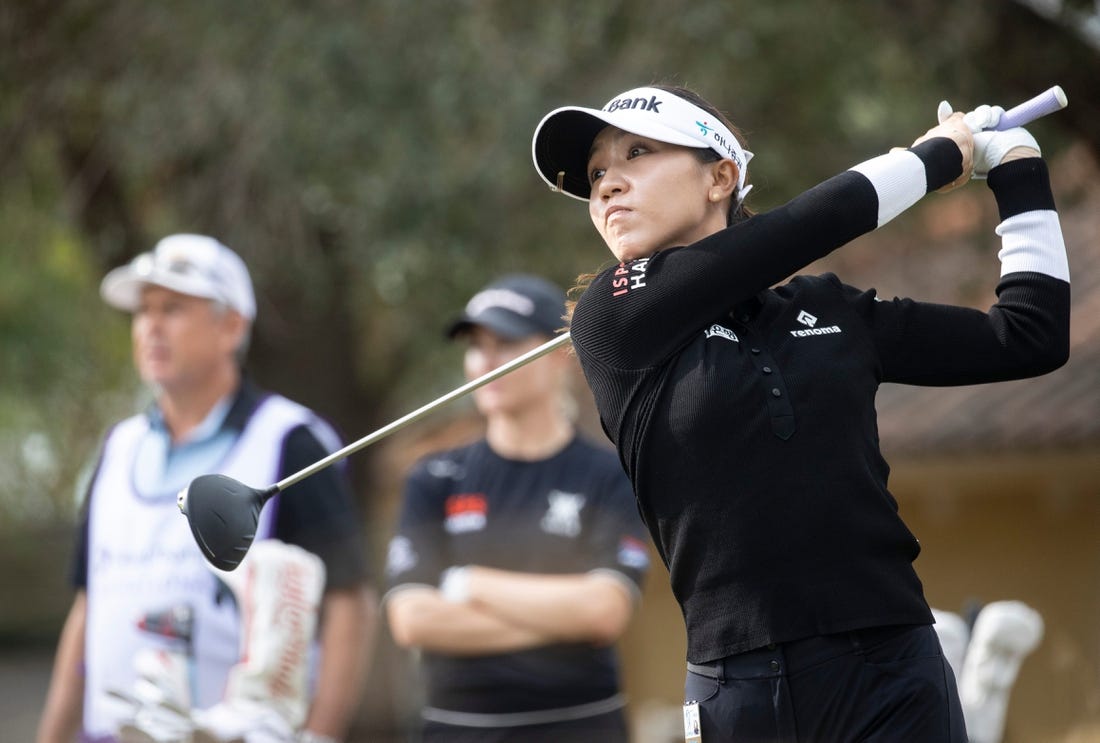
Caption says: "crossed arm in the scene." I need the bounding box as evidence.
[386,567,635,655]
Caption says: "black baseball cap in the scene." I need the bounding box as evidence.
[446,274,567,340]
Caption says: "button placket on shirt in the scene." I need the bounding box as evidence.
[734,326,796,441]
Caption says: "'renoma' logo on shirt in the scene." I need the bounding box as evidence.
[789,308,842,338]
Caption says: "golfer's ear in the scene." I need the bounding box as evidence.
[711,159,738,199]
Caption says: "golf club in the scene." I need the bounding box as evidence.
[178,331,572,570]
[993,85,1067,130]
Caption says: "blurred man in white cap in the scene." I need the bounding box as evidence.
[38,234,376,743]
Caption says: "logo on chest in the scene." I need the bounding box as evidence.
[790,308,842,338]
[704,324,739,343]
[444,493,488,534]
[540,490,586,537]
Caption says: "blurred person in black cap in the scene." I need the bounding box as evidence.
[383,274,650,743]
[37,234,376,743]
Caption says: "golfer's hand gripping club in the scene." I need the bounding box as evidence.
[178,331,573,570]
[936,86,1065,180]
[994,85,1067,131]
[937,85,1067,133]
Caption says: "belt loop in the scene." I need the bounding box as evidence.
[687,660,724,681]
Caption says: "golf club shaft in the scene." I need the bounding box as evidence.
[273,331,573,492]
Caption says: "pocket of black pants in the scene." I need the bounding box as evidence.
[685,669,722,704]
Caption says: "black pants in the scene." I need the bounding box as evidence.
[684,624,967,742]
[419,708,629,742]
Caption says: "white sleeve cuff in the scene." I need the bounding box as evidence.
[997,210,1070,282]
[849,150,927,227]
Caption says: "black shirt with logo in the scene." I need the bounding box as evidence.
[570,144,1070,664]
[385,436,649,716]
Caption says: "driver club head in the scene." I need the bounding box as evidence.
[177,474,276,571]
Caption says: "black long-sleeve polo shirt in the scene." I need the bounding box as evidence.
[570,140,1071,664]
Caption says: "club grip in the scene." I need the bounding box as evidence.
[994,86,1067,131]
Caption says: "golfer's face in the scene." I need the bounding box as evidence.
[463,326,558,416]
[132,286,239,391]
[587,127,720,262]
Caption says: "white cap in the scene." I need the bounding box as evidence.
[532,86,753,203]
[100,234,256,320]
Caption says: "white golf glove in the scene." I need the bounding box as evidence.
[937,101,1039,179]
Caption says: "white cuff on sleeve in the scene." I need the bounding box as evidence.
[849,150,927,227]
[997,210,1069,282]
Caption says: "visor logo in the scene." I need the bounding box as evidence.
[605,95,662,114]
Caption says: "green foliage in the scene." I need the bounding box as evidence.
[0,0,1094,530]
[0,205,133,525]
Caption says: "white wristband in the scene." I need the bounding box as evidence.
[440,566,471,603]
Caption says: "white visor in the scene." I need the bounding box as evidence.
[532,86,753,202]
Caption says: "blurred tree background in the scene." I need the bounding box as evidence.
[1,0,1097,737]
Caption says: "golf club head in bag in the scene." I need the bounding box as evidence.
[178,474,276,571]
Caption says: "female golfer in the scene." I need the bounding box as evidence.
[531,84,1069,740]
